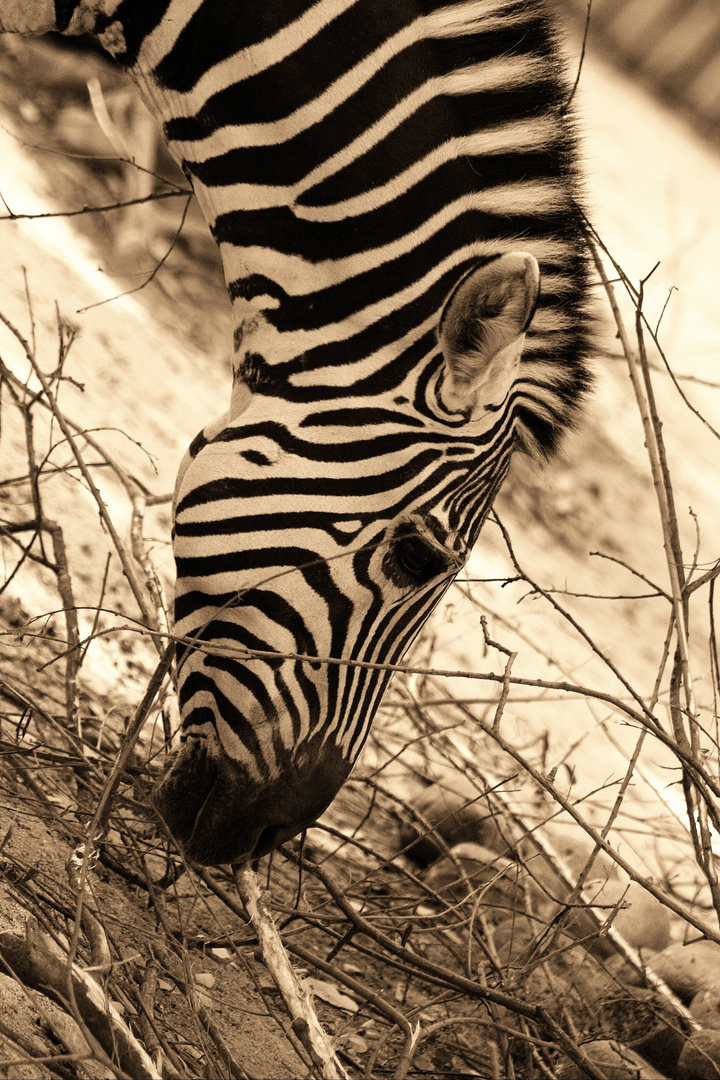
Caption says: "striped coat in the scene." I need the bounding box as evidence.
[0,0,592,865]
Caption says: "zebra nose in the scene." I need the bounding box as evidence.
[152,731,350,866]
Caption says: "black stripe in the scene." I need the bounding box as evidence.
[184,64,559,193]
[200,416,509,462]
[179,670,271,779]
[299,92,563,208]
[176,509,368,542]
[215,178,573,266]
[229,202,567,337]
[208,423,427,459]
[174,447,440,513]
[298,407,424,428]
[163,0,419,139]
[153,0,318,92]
[204,595,320,659]
[164,12,553,144]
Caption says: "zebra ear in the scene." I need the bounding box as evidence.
[438,252,540,414]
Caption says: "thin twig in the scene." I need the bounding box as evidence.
[232,866,348,1080]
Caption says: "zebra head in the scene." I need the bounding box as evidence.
[0,1,590,868]
[153,251,577,866]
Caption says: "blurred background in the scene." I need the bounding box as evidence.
[559,0,720,143]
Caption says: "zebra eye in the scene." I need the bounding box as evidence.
[394,535,443,582]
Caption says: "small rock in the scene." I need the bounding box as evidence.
[141,853,170,883]
[648,940,720,1003]
[525,942,617,1024]
[677,1030,720,1080]
[423,842,529,916]
[603,953,647,986]
[397,779,514,866]
[19,99,41,124]
[195,972,216,988]
[519,825,669,957]
[516,824,619,954]
[304,978,358,1013]
[556,1039,666,1079]
[690,986,720,1031]
[491,914,547,967]
[594,986,687,1076]
[518,816,621,894]
[209,947,234,962]
[343,1034,369,1056]
[606,881,671,954]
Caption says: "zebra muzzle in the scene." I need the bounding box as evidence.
[152,730,351,866]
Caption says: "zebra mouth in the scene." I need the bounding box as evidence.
[253,824,284,859]
[152,731,350,866]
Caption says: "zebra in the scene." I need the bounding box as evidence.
[1,0,592,866]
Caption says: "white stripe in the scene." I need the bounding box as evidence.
[293,57,553,203]
[521,329,576,353]
[225,231,577,372]
[221,227,572,294]
[135,0,204,70]
[172,46,545,164]
[186,104,558,219]
[294,120,563,221]
[157,0,362,120]
[515,363,580,392]
[528,308,578,333]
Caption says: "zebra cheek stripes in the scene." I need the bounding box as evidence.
[3,0,593,867]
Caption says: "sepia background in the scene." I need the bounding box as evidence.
[1,4,720,1077]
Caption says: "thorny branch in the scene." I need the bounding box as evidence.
[589,231,720,924]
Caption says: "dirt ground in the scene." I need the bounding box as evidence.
[0,27,719,1080]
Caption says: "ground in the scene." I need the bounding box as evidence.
[0,27,719,1080]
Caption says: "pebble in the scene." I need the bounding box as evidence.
[524,942,616,1022]
[490,914,547,967]
[593,986,687,1076]
[556,1039,666,1079]
[648,940,720,1003]
[519,834,670,956]
[608,881,671,954]
[210,947,234,962]
[342,1034,369,1057]
[602,953,647,986]
[397,779,514,866]
[519,818,619,887]
[690,985,720,1031]
[677,1030,720,1080]
[423,842,528,915]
